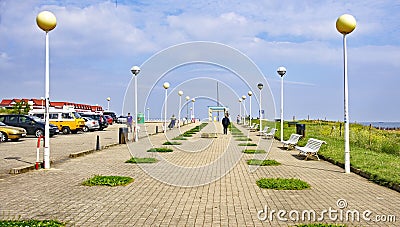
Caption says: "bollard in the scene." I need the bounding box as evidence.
[156,125,158,134]
[96,135,100,150]
[36,136,43,170]
[119,127,128,144]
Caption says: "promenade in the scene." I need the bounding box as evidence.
[0,122,399,226]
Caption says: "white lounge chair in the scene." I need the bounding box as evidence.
[281,133,302,150]
[263,128,277,139]
[296,138,327,160]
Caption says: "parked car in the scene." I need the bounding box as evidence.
[117,115,127,124]
[103,111,117,121]
[80,113,108,130]
[0,114,57,137]
[104,115,113,125]
[0,122,27,142]
[30,116,59,135]
[82,117,100,132]
[29,109,85,134]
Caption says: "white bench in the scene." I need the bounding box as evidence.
[248,123,256,130]
[263,128,277,139]
[295,138,326,160]
[249,124,259,132]
[281,133,302,150]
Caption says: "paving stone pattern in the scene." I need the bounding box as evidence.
[0,122,399,226]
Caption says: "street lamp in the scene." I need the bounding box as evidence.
[163,82,170,131]
[257,83,263,135]
[130,65,140,142]
[277,66,287,142]
[336,14,356,174]
[146,107,150,122]
[185,96,190,124]
[191,98,195,123]
[242,95,246,126]
[178,90,183,128]
[106,97,111,111]
[36,11,57,169]
[248,91,252,127]
[238,98,242,124]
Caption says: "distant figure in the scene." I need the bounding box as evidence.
[168,114,176,129]
[222,113,230,135]
[127,113,133,132]
[237,115,240,124]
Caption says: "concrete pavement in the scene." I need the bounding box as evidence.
[0,122,399,226]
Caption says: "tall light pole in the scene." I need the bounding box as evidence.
[178,90,183,128]
[106,97,111,111]
[242,95,246,126]
[36,11,57,169]
[248,91,252,127]
[238,98,242,124]
[185,96,190,124]
[257,83,263,135]
[163,82,170,131]
[131,66,140,142]
[277,66,286,142]
[191,98,195,122]
[146,107,150,122]
[336,14,356,174]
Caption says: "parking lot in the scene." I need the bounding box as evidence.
[0,122,162,179]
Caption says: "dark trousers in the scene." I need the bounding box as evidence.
[223,126,228,134]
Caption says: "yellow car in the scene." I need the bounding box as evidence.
[0,122,27,142]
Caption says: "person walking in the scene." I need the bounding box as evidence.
[222,113,230,135]
[127,113,133,132]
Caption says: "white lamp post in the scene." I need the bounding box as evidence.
[277,66,287,142]
[146,107,150,122]
[163,82,170,131]
[191,98,195,122]
[242,95,246,126]
[185,96,190,124]
[190,107,193,123]
[178,90,183,128]
[106,97,111,111]
[131,65,140,142]
[238,98,242,124]
[36,11,57,169]
[40,96,45,109]
[257,83,263,135]
[336,14,356,174]
[248,91,252,127]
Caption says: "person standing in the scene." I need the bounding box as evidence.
[222,113,230,135]
[127,113,133,132]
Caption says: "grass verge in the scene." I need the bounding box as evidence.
[82,175,133,187]
[163,141,182,145]
[247,159,280,166]
[125,157,158,164]
[256,178,310,190]
[242,149,266,154]
[238,143,257,146]
[147,147,173,152]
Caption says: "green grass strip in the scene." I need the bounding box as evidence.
[242,149,266,154]
[125,157,158,164]
[235,137,252,141]
[82,175,133,187]
[147,147,173,152]
[172,136,187,140]
[163,141,182,145]
[247,159,281,166]
[238,143,257,146]
[294,224,347,227]
[256,178,310,190]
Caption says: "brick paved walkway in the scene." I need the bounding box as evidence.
[0,122,399,226]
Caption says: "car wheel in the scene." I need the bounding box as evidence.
[82,126,89,132]
[35,129,44,138]
[0,132,7,142]
[62,126,71,134]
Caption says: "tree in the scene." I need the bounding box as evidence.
[12,101,31,115]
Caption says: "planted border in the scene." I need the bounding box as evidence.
[242,149,266,154]
[147,147,173,152]
[82,175,133,187]
[238,143,257,146]
[163,141,182,145]
[0,220,65,227]
[294,224,347,227]
[125,157,158,164]
[256,178,310,190]
[247,159,280,166]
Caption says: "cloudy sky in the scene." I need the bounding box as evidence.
[0,0,399,122]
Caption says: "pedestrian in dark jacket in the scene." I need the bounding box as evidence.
[222,113,230,135]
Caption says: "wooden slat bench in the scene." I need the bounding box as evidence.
[295,138,326,160]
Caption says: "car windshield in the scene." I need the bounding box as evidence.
[31,116,45,122]
[74,112,82,118]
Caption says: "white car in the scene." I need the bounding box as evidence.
[82,117,100,132]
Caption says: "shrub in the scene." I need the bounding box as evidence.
[82,175,133,187]
[256,178,310,190]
